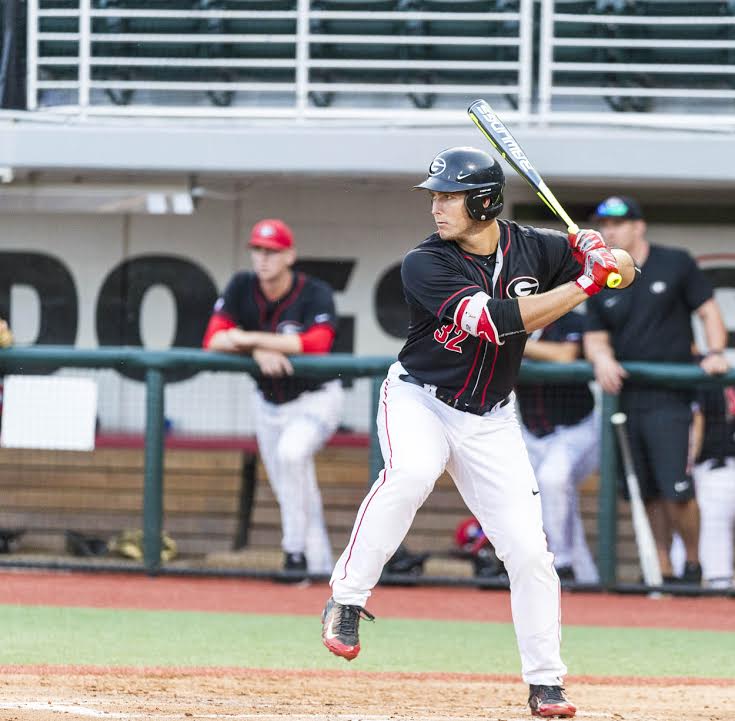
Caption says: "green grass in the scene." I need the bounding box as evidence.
[1,605,731,679]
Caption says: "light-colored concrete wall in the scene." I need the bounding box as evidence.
[2,177,734,433]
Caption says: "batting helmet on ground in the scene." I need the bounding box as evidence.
[414,146,505,222]
[454,516,489,555]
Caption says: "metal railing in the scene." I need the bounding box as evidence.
[2,345,734,591]
[20,0,735,128]
[26,0,533,121]
[538,0,735,129]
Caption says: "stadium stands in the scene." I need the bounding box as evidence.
[23,0,735,124]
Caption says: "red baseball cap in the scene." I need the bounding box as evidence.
[248,219,294,250]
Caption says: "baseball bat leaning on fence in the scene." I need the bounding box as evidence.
[467,99,621,289]
[610,412,663,588]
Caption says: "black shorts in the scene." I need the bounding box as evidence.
[619,399,695,503]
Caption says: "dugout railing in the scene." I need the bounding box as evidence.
[0,345,734,595]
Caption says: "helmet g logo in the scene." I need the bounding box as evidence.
[429,157,447,176]
[507,276,540,297]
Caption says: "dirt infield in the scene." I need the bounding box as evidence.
[1,571,734,721]
[0,667,733,721]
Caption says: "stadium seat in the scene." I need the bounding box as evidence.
[399,0,520,109]
[196,0,297,107]
[550,0,642,112]
[308,0,410,107]
[609,0,734,106]
[88,0,298,107]
[37,10,79,106]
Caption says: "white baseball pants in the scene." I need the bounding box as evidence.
[694,457,735,588]
[522,413,600,583]
[255,379,344,574]
[331,362,567,685]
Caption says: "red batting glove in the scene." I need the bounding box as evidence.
[575,247,619,296]
[569,228,606,265]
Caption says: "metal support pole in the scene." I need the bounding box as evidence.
[597,391,620,588]
[143,368,165,575]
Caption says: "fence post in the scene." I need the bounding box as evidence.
[143,367,165,575]
[597,391,620,588]
[368,376,383,485]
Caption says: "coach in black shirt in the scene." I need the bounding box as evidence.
[584,196,729,584]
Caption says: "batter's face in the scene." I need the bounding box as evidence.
[250,246,295,283]
[429,191,475,240]
[598,218,646,253]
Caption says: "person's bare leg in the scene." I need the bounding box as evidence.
[646,499,673,576]
[667,499,700,563]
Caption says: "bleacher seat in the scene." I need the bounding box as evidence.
[308,0,410,107]
[196,0,297,107]
[398,0,520,109]
[551,0,644,112]
[88,0,297,107]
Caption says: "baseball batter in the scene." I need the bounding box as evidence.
[518,313,600,584]
[203,219,343,577]
[321,147,621,719]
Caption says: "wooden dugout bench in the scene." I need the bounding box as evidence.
[0,430,646,581]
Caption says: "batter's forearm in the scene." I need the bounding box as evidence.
[518,282,588,333]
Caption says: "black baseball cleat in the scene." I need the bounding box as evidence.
[681,561,702,585]
[283,552,307,571]
[528,685,576,718]
[321,596,375,661]
[276,552,307,583]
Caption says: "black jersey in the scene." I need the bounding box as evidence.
[214,271,337,404]
[586,244,713,405]
[516,312,595,436]
[586,245,712,363]
[398,220,581,412]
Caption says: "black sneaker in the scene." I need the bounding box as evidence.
[277,552,307,583]
[681,561,702,585]
[321,596,375,661]
[555,566,575,582]
[528,685,576,718]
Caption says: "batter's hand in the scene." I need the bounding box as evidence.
[252,348,294,377]
[0,320,13,349]
[592,354,628,395]
[569,228,606,265]
[575,247,619,297]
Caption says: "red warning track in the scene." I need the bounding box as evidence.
[0,570,732,631]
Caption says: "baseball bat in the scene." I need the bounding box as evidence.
[610,412,663,587]
[467,99,622,289]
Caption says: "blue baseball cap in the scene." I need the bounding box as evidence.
[593,195,644,221]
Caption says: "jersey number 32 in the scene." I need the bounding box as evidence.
[434,324,469,353]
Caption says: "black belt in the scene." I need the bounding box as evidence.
[399,373,510,416]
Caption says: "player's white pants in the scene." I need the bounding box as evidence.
[331,362,567,685]
[255,379,344,574]
[693,457,735,588]
[522,413,600,584]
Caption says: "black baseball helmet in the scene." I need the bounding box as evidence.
[414,146,505,221]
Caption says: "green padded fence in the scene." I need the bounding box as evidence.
[1,346,733,587]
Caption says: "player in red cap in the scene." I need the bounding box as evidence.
[203,219,343,579]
